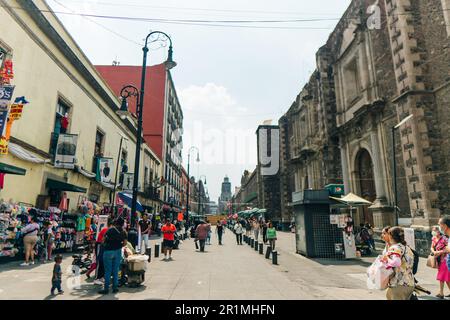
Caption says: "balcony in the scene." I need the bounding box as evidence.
[144,184,160,201]
[49,132,59,161]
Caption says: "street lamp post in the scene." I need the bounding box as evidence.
[186,146,199,225]
[392,114,414,226]
[117,31,176,233]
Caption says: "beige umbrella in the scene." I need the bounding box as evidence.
[329,192,373,217]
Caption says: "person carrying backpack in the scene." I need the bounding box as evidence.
[381,227,415,300]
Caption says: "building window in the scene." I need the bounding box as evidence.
[50,98,71,156]
[343,59,361,105]
[144,166,149,187]
[92,129,105,172]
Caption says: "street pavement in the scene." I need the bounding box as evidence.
[0,229,445,300]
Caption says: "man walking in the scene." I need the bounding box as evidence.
[138,213,151,254]
[216,221,224,245]
[161,219,176,260]
[234,220,243,245]
[195,221,210,252]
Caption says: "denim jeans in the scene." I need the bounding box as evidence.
[199,239,206,252]
[140,234,149,253]
[51,280,62,294]
[103,249,122,291]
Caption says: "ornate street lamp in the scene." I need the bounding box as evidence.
[116,31,176,244]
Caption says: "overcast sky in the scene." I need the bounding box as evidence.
[46,0,351,204]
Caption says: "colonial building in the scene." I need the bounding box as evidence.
[279,0,450,242]
[0,0,160,212]
[96,64,184,212]
[232,169,258,213]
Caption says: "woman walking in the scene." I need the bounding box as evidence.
[266,222,277,251]
[382,227,415,300]
[20,215,40,266]
[261,220,268,244]
[430,225,450,298]
[234,221,243,245]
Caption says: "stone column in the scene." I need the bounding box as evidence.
[369,128,395,229]
[339,138,350,195]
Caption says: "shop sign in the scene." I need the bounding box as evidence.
[404,228,415,250]
[0,85,15,110]
[330,214,339,225]
[0,110,8,136]
[96,215,108,241]
[9,103,23,120]
[54,133,78,169]
[96,157,114,183]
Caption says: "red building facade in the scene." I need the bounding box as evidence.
[96,64,184,209]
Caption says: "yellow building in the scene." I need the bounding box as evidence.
[0,0,163,212]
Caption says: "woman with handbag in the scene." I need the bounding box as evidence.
[430,226,450,299]
[381,227,415,300]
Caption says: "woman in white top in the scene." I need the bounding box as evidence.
[20,215,40,266]
[234,221,243,245]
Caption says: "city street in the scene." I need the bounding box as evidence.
[0,230,443,300]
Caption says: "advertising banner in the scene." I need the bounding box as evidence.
[54,133,78,169]
[0,110,8,137]
[96,215,109,241]
[122,172,134,193]
[97,157,114,183]
[0,85,15,111]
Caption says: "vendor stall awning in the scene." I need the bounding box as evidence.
[46,178,87,193]
[9,143,50,164]
[0,162,26,175]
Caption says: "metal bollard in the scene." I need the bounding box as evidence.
[272,250,278,265]
[265,246,272,259]
[244,235,248,243]
[259,243,263,254]
[146,247,152,262]
[250,238,254,247]
[254,241,258,251]
[155,243,160,258]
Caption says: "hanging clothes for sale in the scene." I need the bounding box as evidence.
[58,192,68,212]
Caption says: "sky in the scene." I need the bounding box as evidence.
[46,0,351,203]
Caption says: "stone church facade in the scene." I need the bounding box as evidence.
[279,0,450,236]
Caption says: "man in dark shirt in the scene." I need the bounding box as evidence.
[99,218,127,294]
[216,222,224,245]
[138,213,151,254]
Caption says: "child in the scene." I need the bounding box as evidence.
[51,255,64,295]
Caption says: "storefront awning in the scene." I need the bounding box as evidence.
[9,143,50,164]
[46,178,87,193]
[0,162,26,175]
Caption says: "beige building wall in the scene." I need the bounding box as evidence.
[0,0,162,212]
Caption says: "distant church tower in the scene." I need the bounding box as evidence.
[218,176,232,213]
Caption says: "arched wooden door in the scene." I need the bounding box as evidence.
[356,149,376,226]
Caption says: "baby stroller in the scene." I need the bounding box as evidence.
[119,254,148,288]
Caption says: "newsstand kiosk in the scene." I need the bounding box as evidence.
[291,189,357,259]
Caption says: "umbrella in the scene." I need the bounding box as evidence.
[329,192,372,217]
[117,192,144,212]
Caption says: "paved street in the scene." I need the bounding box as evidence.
[0,229,445,300]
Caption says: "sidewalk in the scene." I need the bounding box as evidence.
[0,229,444,300]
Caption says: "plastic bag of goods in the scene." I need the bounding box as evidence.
[366,256,393,290]
[127,254,149,271]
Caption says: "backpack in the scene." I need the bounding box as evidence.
[401,244,419,275]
